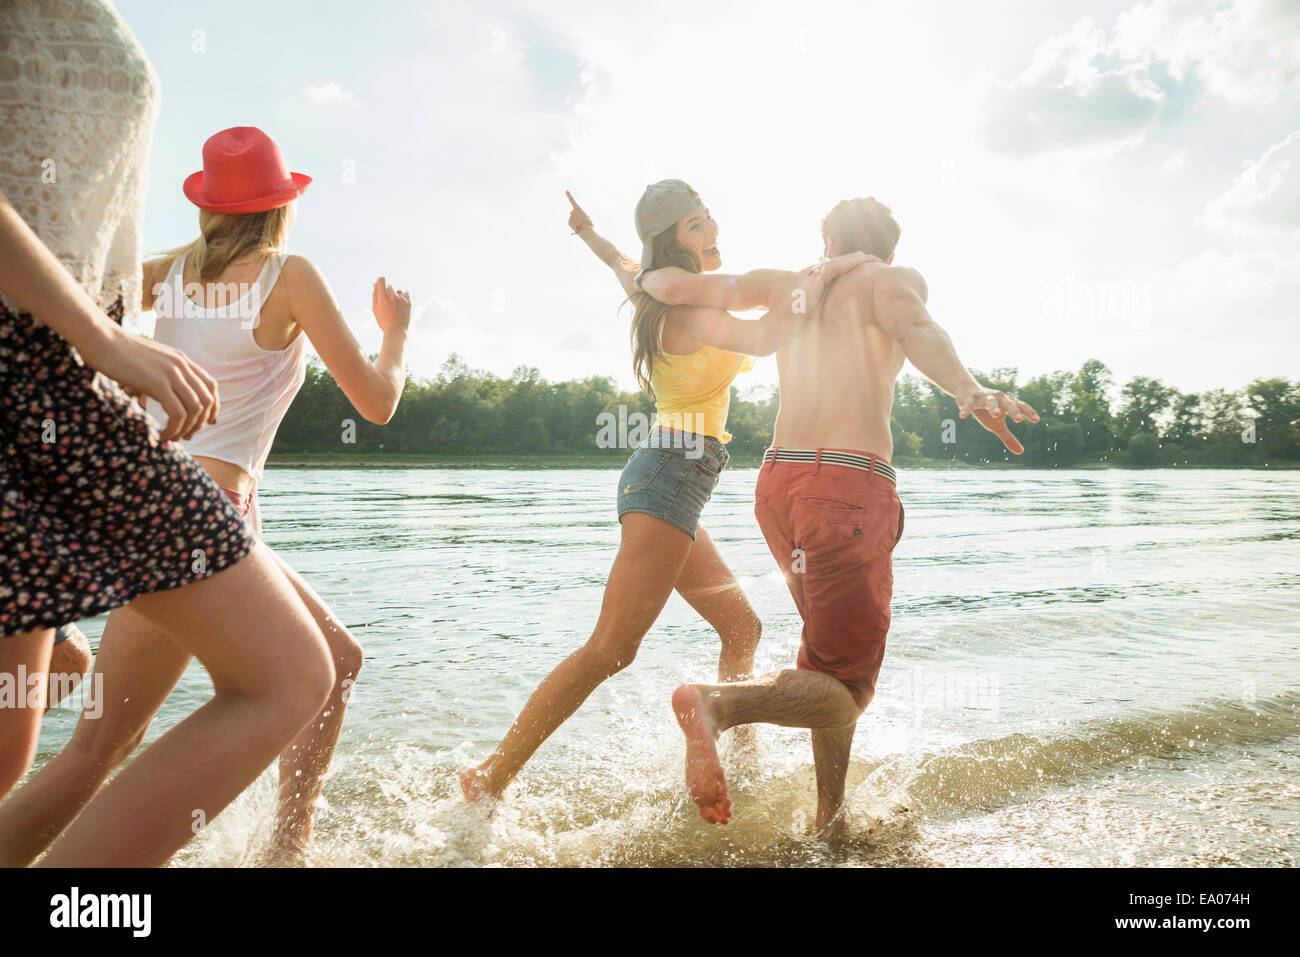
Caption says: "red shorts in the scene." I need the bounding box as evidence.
[754,449,904,709]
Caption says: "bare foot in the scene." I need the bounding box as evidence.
[672,684,731,824]
[256,830,321,867]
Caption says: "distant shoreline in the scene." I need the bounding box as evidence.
[265,453,1300,471]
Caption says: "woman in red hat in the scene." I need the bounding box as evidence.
[0,124,412,866]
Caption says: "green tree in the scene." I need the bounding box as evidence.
[1070,359,1116,458]
[1165,392,1201,447]
[892,375,949,457]
[1021,420,1084,466]
[1197,389,1247,464]
[1019,370,1074,419]
[890,417,925,459]
[1119,376,1175,445]
[1127,431,1160,466]
[1245,377,1300,462]
[725,385,779,458]
[268,355,1295,468]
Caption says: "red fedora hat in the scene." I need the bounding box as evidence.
[183,126,311,214]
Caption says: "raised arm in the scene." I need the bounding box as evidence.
[0,186,219,442]
[872,266,1039,452]
[672,268,829,357]
[282,255,410,425]
[567,191,640,299]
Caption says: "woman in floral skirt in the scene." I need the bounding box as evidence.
[0,0,335,867]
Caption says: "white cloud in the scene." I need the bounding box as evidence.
[983,18,1164,155]
[1167,247,1300,322]
[1153,246,1300,388]
[412,296,468,333]
[1111,0,1300,106]
[1204,130,1300,233]
[983,0,1300,156]
[302,82,357,107]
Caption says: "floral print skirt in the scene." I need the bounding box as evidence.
[0,301,254,636]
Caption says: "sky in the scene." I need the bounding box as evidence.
[117,0,1299,399]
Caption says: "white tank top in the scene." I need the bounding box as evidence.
[146,252,306,481]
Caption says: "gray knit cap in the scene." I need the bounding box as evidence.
[634,179,701,274]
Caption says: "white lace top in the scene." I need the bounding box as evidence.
[0,0,160,323]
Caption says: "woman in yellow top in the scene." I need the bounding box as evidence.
[462,180,868,804]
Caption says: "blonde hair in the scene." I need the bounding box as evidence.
[629,209,701,398]
[159,205,291,283]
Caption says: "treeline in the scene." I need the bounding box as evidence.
[890,360,1299,467]
[271,354,1300,467]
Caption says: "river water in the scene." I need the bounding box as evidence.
[34,467,1300,866]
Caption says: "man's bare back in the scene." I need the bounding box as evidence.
[763,260,1036,458]
[770,262,906,457]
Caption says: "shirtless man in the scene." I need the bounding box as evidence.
[639,196,1039,836]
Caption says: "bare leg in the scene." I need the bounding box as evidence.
[45,625,91,711]
[462,513,694,801]
[672,669,863,828]
[0,606,189,867]
[675,526,761,683]
[811,725,856,839]
[5,553,362,867]
[0,629,53,802]
[38,543,334,867]
[264,550,364,861]
[674,526,762,750]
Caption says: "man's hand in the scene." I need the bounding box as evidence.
[955,384,1040,455]
[823,250,882,278]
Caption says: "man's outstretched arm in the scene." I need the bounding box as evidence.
[873,266,1040,453]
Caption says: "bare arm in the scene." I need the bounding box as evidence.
[873,266,1039,451]
[674,269,827,357]
[140,258,165,312]
[0,187,219,441]
[640,252,879,311]
[639,267,793,311]
[574,223,640,299]
[873,267,980,398]
[282,255,410,425]
[566,190,639,299]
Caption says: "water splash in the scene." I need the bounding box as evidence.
[169,691,1299,867]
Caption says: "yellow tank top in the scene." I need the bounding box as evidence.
[651,341,755,443]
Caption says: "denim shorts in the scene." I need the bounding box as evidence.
[616,430,730,540]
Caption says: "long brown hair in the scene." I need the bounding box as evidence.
[158,205,291,283]
[630,226,700,398]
